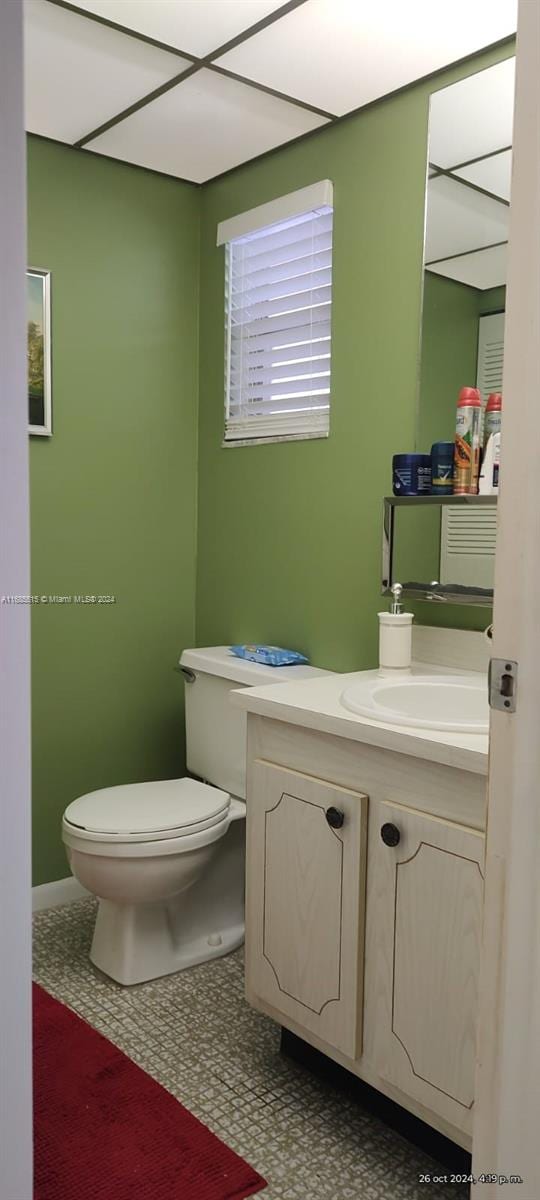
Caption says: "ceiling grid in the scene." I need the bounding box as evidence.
[25,0,517,184]
[424,56,514,288]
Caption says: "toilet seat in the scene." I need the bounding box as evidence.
[63,777,230,844]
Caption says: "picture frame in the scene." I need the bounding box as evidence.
[27,268,52,436]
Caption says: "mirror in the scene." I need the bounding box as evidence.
[417,56,514,451]
[382,496,497,606]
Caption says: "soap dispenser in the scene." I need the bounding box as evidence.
[378,583,414,673]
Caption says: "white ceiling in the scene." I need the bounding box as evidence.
[425,57,513,290]
[428,58,515,169]
[75,0,286,58]
[218,0,516,118]
[25,1,187,144]
[24,0,517,184]
[454,150,512,203]
[425,175,509,263]
[89,69,327,183]
[427,243,507,290]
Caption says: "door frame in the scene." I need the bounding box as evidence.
[472,2,540,1194]
[0,1,33,1195]
[0,1,538,1195]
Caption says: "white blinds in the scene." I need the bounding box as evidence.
[223,196,333,443]
[477,310,505,404]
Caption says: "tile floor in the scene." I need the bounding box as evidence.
[33,898,468,1200]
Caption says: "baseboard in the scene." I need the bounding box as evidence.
[32,875,90,913]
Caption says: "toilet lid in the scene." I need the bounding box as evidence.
[63,778,230,842]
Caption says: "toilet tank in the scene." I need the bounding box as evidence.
[179,646,332,800]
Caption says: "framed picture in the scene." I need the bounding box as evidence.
[27,268,52,436]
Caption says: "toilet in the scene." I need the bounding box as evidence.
[62,646,329,985]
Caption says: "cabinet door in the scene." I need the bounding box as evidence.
[246,760,368,1059]
[367,801,484,1132]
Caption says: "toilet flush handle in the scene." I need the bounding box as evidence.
[175,665,196,683]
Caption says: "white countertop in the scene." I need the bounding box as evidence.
[232,663,489,776]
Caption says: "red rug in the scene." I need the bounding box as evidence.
[33,983,267,1200]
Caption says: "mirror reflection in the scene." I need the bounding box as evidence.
[386,499,497,603]
[417,56,513,451]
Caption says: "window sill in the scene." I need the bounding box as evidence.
[222,431,329,448]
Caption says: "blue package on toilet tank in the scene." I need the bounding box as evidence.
[230,644,309,667]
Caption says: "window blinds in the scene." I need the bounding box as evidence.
[222,188,333,443]
[477,310,505,403]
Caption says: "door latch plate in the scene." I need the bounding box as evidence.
[489,658,518,713]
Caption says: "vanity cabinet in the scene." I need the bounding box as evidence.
[245,760,368,1058]
[364,801,485,1132]
[244,715,488,1150]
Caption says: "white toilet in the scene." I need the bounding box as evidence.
[62,646,328,985]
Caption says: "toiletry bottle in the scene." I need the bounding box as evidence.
[430,441,454,494]
[479,432,501,495]
[484,392,502,443]
[453,387,481,495]
[392,453,431,496]
[378,584,414,673]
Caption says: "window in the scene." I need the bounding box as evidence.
[218,181,333,445]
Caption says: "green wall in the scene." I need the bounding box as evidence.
[28,139,200,885]
[418,274,506,450]
[417,274,481,451]
[28,42,513,884]
[197,100,426,673]
[196,44,512,669]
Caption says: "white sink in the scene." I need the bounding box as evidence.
[340,674,489,733]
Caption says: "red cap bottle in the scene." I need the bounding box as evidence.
[457,387,482,407]
[454,387,482,494]
[485,392,502,443]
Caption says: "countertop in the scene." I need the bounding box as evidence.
[232,663,489,776]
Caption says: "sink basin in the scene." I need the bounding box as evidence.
[340,674,489,733]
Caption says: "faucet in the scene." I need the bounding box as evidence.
[426,580,445,602]
[390,582,403,615]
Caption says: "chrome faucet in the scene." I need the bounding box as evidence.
[390,582,403,615]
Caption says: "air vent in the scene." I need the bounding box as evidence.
[477,311,505,404]
[440,507,497,589]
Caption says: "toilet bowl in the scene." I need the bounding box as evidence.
[63,777,246,985]
[62,645,331,985]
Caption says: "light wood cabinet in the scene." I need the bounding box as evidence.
[244,716,487,1149]
[245,760,368,1059]
[365,801,485,1133]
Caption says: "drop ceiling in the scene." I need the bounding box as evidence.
[425,57,514,290]
[24,0,517,185]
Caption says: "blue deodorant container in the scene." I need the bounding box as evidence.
[430,442,454,494]
[392,454,431,496]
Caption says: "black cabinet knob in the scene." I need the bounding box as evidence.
[325,807,344,829]
[381,822,401,847]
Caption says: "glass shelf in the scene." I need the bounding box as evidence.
[382,495,496,606]
[384,494,497,506]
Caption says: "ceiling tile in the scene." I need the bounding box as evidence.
[454,149,512,202]
[74,0,286,57]
[427,243,507,290]
[429,58,515,169]
[87,68,328,183]
[218,0,517,118]
[24,0,187,144]
[425,175,509,264]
